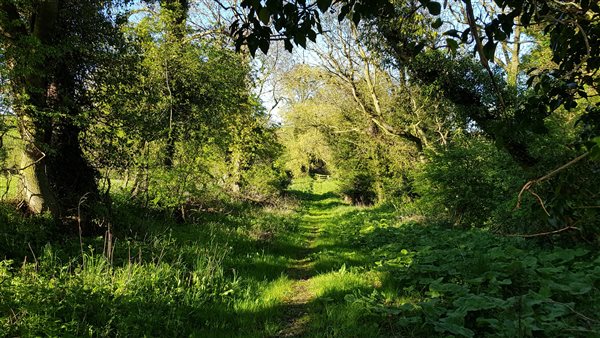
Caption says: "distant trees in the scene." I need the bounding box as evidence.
[278,16,451,204]
[267,0,599,236]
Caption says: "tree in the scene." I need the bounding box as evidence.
[88,4,286,209]
[232,0,599,128]
[0,1,127,231]
[157,0,190,167]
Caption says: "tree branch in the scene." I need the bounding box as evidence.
[515,152,590,211]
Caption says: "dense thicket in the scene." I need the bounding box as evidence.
[0,0,287,233]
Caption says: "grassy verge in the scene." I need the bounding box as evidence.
[282,181,600,337]
[0,183,305,337]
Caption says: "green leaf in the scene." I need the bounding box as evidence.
[446,38,458,52]
[294,33,307,48]
[426,1,442,15]
[284,39,293,52]
[444,29,461,38]
[307,29,317,42]
[482,41,497,60]
[495,30,507,41]
[247,35,259,57]
[338,4,350,21]
[258,38,270,54]
[352,12,361,26]
[460,28,471,42]
[453,295,509,312]
[432,18,443,29]
[317,0,332,12]
[258,7,270,25]
[434,319,475,337]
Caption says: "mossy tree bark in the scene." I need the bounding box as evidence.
[1,1,99,231]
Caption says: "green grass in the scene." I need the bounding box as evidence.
[1,178,599,337]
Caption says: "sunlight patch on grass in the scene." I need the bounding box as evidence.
[308,266,381,299]
[235,275,293,314]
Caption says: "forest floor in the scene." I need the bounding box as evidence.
[1,179,599,337]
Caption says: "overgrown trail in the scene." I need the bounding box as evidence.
[277,193,323,337]
[273,180,382,337]
[4,178,598,337]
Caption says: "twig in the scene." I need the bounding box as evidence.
[529,189,550,216]
[548,300,600,324]
[507,225,580,238]
[27,242,38,269]
[13,150,46,172]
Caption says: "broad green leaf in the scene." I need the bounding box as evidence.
[258,7,270,24]
[258,38,270,54]
[444,29,461,38]
[434,319,475,337]
[426,1,442,15]
[446,38,458,52]
[482,40,497,60]
[317,0,332,12]
[591,143,600,160]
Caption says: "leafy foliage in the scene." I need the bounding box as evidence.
[414,136,525,228]
[350,220,600,337]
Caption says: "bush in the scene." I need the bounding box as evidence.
[414,137,525,228]
[239,162,292,201]
[341,173,378,206]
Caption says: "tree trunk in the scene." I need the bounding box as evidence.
[16,80,99,228]
[2,1,100,232]
[8,0,61,216]
[161,0,189,168]
[507,21,521,87]
[19,143,58,215]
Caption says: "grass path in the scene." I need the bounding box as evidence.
[277,196,322,337]
[271,180,383,337]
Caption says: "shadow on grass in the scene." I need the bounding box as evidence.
[1,182,403,337]
[286,190,339,203]
[1,277,304,338]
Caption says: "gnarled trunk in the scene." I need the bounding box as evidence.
[2,1,100,232]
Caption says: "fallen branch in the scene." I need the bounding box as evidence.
[515,152,589,213]
[507,225,580,238]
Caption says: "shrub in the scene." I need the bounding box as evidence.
[414,137,525,227]
[341,173,378,206]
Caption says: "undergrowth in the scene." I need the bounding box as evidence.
[1,179,599,337]
[0,189,302,337]
[300,194,600,337]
